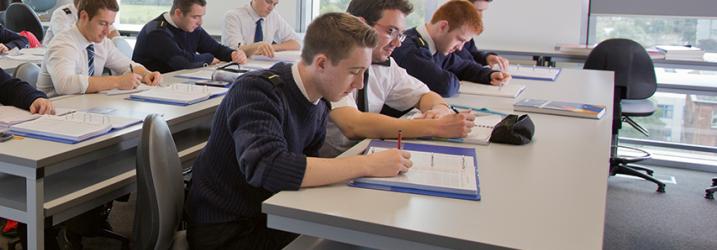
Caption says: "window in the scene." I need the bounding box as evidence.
[117,0,172,25]
[658,104,674,119]
[315,0,431,29]
[590,16,717,53]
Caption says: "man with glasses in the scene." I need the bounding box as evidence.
[392,0,511,97]
[459,0,510,70]
[222,0,300,58]
[320,0,476,157]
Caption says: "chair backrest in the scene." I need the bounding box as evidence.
[22,0,57,13]
[134,114,185,250]
[13,62,40,88]
[584,38,657,100]
[112,36,133,58]
[5,3,43,42]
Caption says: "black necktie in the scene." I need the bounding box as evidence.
[254,18,264,43]
[357,69,369,112]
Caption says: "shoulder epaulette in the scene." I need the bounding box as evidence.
[417,37,427,48]
[158,20,166,28]
[259,71,283,87]
[63,8,71,15]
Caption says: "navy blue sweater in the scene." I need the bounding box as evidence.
[0,68,45,109]
[457,39,495,66]
[187,62,330,224]
[392,28,497,97]
[0,24,28,50]
[132,14,234,73]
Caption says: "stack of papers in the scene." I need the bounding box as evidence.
[506,65,561,81]
[656,45,705,61]
[129,84,228,105]
[459,81,526,98]
[0,106,39,128]
[514,98,606,119]
[8,111,142,143]
[351,140,480,200]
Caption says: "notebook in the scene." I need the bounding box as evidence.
[9,112,141,144]
[506,65,561,81]
[350,140,480,201]
[175,70,215,80]
[514,98,606,119]
[99,84,154,96]
[459,81,526,98]
[458,114,504,145]
[0,106,39,128]
[129,84,228,105]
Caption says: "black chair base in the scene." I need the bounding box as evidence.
[611,163,666,193]
[706,178,717,199]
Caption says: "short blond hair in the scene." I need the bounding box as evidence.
[431,0,483,34]
[302,12,378,65]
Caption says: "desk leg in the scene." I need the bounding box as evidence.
[26,177,45,250]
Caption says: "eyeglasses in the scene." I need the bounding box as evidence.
[374,23,406,42]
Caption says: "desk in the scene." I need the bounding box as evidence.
[0,48,46,74]
[263,68,614,250]
[0,68,221,250]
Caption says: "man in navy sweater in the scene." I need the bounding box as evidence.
[459,0,510,70]
[392,0,511,97]
[186,13,412,249]
[132,0,248,73]
[0,24,29,53]
[0,68,53,114]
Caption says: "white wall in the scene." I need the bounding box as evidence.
[473,0,589,52]
[203,0,299,35]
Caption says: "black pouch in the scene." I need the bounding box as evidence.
[489,114,535,145]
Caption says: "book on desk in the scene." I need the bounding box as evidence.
[8,112,142,144]
[129,84,228,106]
[514,98,606,119]
[459,81,526,98]
[350,139,481,201]
[506,65,561,81]
[413,112,503,145]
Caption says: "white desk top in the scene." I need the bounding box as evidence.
[263,68,615,250]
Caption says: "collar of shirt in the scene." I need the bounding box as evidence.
[68,3,78,15]
[69,25,92,49]
[416,24,437,56]
[242,3,263,23]
[162,12,180,29]
[291,63,320,105]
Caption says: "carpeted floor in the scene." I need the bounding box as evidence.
[2,166,716,249]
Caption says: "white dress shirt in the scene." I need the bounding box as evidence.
[38,25,139,97]
[292,63,320,105]
[43,3,77,46]
[320,58,431,157]
[221,4,299,49]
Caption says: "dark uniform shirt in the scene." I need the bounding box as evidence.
[133,13,234,73]
[392,27,498,97]
[0,24,28,50]
[457,39,496,66]
[0,68,46,110]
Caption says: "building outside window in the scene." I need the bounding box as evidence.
[117,0,172,25]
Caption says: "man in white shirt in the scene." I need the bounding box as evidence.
[43,0,120,46]
[320,0,476,157]
[38,0,161,97]
[221,0,300,58]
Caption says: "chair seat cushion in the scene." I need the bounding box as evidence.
[621,99,655,116]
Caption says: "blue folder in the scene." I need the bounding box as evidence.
[349,140,481,201]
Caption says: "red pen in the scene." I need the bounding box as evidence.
[397,130,402,149]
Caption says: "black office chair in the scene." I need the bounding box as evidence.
[134,114,188,250]
[706,178,717,199]
[584,38,666,193]
[4,3,43,42]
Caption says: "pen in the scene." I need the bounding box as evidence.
[450,105,460,114]
[129,64,134,73]
[397,130,402,149]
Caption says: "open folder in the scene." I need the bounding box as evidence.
[9,112,142,144]
[350,140,480,201]
[129,84,228,106]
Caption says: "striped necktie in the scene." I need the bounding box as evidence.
[87,44,95,76]
[254,18,264,43]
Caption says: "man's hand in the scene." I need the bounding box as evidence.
[253,42,275,58]
[231,50,248,64]
[433,112,476,138]
[0,44,9,54]
[490,71,512,86]
[487,55,510,71]
[29,98,55,115]
[142,71,162,85]
[117,72,142,90]
[364,149,412,177]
